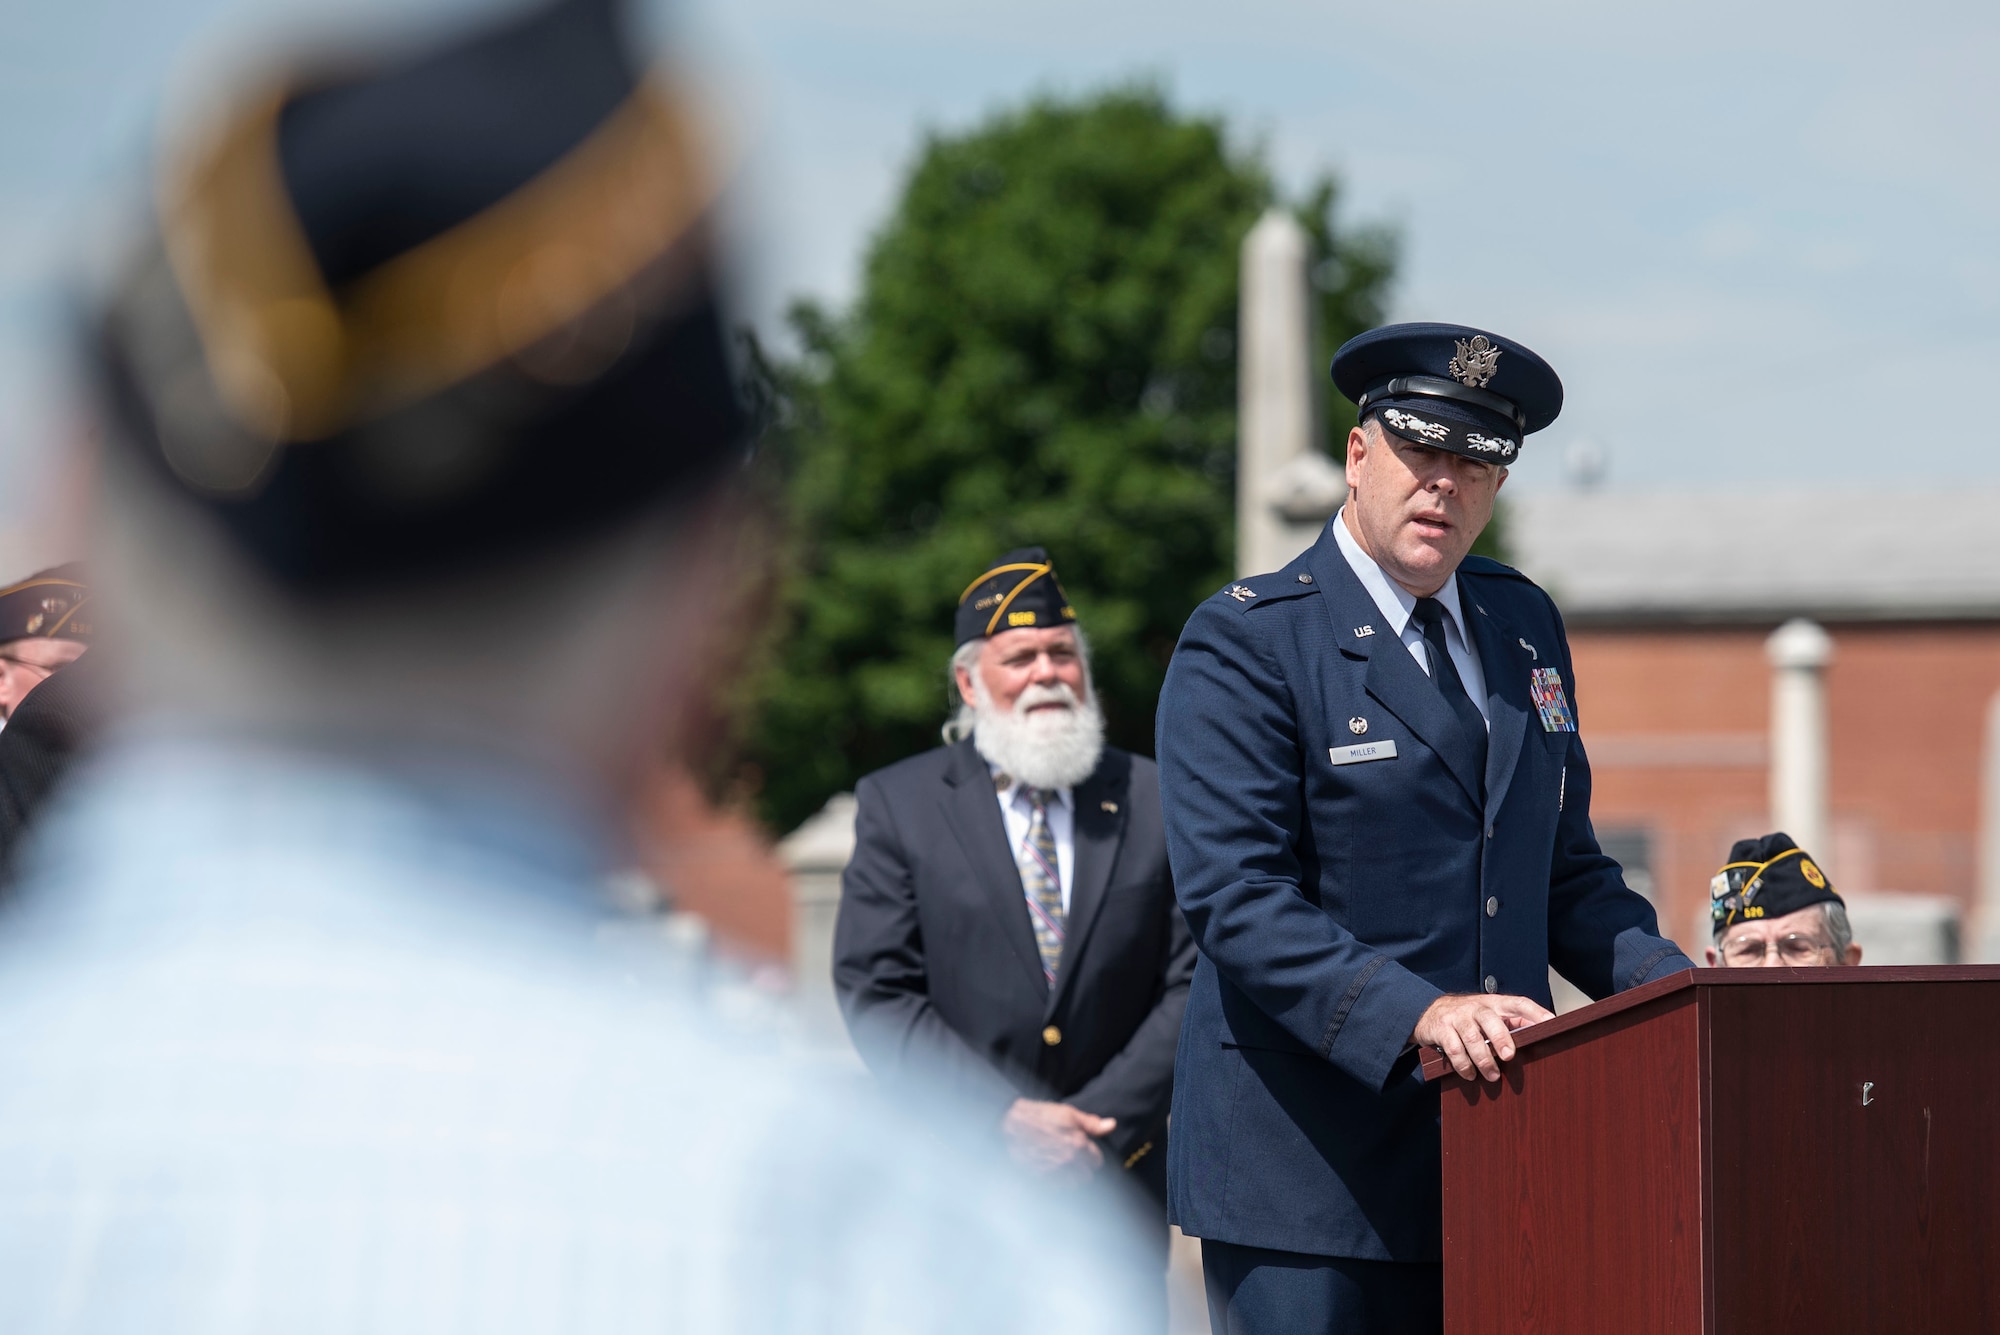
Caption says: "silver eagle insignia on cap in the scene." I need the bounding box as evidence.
[1449,335,1502,388]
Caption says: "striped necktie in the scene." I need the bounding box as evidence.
[1015,787,1065,986]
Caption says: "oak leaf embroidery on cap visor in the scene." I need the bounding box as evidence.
[1381,408,1451,443]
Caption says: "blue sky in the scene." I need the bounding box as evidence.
[2,0,1995,517]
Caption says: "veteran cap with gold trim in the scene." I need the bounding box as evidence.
[89,0,746,589]
[1710,831,1842,935]
[0,565,90,645]
[955,547,1078,646]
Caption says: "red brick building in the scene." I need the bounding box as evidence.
[1515,490,2000,959]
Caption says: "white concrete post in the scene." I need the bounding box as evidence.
[778,792,859,1050]
[1236,211,1344,577]
[1765,619,1834,867]
[1975,691,2000,962]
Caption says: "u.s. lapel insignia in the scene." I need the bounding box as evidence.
[1449,335,1502,388]
[1353,624,1376,637]
[1100,800,1119,814]
[1227,584,1257,602]
[1529,666,1577,733]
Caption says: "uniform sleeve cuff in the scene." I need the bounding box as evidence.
[1627,946,1696,989]
[1322,959,1443,1092]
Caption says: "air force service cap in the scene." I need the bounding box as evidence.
[0,566,90,645]
[1710,832,1842,935]
[1331,322,1563,465]
[91,0,746,590]
[955,547,1078,647]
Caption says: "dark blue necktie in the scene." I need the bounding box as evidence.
[1413,596,1488,777]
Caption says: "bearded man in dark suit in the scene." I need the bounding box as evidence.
[834,548,1194,1254]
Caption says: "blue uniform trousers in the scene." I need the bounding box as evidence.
[1201,1240,1442,1335]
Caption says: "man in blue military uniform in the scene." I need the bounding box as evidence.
[1157,323,1695,1332]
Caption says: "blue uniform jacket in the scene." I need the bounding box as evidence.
[1157,525,1693,1262]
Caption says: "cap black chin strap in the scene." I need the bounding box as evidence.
[1357,375,1527,432]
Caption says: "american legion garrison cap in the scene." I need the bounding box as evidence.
[955,548,1078,647]
[0,566,90,645]
[1331,322,1563,465]
[88,0,746,589]
[1710,832,1843,934]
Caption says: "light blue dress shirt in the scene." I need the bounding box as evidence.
[0,732,1149,1333]
[1331,508,1490,724]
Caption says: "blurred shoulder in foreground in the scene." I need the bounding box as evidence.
[0,739,1147,1331]
[0,0,1153,1328]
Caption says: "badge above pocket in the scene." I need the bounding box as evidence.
[1529,667,1577,733]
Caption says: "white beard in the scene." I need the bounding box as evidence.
[969,678,1106,792]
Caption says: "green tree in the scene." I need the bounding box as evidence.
[743,85,1396,835]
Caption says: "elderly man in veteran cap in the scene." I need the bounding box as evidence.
[1708,833,1862,967]
[1156,323,1695,1333]
[0,565,89,726]
[834,548,1194,1290]
[0,3,1155,1331]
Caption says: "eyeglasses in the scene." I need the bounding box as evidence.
[1719,933,1834,966]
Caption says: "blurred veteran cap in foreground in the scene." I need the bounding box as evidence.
[89,0,746,590]
[1330,321,1563,467]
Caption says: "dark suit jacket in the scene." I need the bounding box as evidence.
[0,654,99,876]
[833,740,1194,1187]
[1156,529,1693,1262]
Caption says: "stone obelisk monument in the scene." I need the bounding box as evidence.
[1236,210,1348,577]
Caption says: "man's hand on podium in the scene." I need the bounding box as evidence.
[1414,993,1556,1081]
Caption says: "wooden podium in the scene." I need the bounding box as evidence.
[1422,966,2000,1333]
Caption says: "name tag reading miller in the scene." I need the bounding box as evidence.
[1328,740,1398,766]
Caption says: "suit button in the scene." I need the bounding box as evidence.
[1485,896,1499,917]
[1483,975,1499,993]
[1042,1025,1062,1046]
